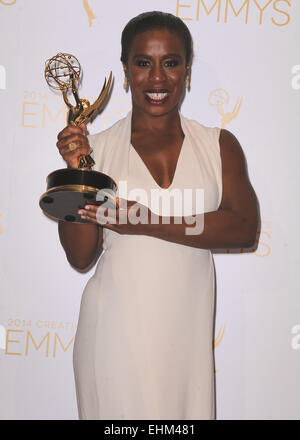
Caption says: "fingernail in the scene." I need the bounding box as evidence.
[84,205,90,210]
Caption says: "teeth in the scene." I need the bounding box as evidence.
[146,92,168,100]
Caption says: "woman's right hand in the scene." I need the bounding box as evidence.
[56,123,93,168]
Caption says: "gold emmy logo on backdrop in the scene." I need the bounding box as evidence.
[224,220,271,256]
[214,324,226,373]
[5,318,76,358]
[83,0,96,27]
[209,88,242,128]
[214,324,226,348]
[39,53,117,223]
[254,221,271,257]
[175,0,291,26]
[0,0,16,5]
[21,90,67,129]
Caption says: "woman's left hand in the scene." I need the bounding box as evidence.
[78,197,155,235]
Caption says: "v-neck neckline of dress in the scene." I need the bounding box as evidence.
[130,114,187,190]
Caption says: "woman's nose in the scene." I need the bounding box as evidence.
[149,63,166,82]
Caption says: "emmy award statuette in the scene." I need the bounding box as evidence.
[39,53,117,223]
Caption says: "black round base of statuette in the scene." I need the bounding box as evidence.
[39,168,117,223]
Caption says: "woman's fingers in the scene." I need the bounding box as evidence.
[57,132,90,150]
[61,147,92,168]
[78,204,117,225]
[78,122,87,133]
[77,200,151,235]
[56,124,92,168]
[78,200,143,225]
[57,134,91,154]
[57,123,86,140]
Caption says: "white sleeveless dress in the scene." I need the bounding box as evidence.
[73,111,222,420]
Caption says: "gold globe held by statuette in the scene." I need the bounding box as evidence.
[45,53,81,91]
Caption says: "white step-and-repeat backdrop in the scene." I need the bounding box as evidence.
[0,0,299,420]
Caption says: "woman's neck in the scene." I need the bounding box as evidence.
[131,106,182,135]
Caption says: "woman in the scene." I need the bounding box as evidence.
[56,11,258,420]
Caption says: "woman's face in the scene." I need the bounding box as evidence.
[124,28,190,118]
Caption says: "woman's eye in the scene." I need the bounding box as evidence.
[165,60,178,67]
[136,60,150,67]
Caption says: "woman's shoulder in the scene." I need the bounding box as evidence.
[87,111,131,170]
[87,113,129,147]
[180,113,221,143]
[181,113,219,130]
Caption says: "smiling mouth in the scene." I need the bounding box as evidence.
[144,90,170,104]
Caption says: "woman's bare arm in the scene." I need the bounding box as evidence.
[143,129,259,249]
[79,129,259,250]
[58,222,103,270]
[56,123,103,270]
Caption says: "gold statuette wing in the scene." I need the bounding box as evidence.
[76,71,113,124]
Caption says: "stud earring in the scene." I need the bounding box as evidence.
[123,76,129,92]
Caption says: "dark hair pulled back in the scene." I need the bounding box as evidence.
[121,11,193,67]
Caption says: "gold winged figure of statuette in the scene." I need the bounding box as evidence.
[45,53,113,169]
[62,71,113,126]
